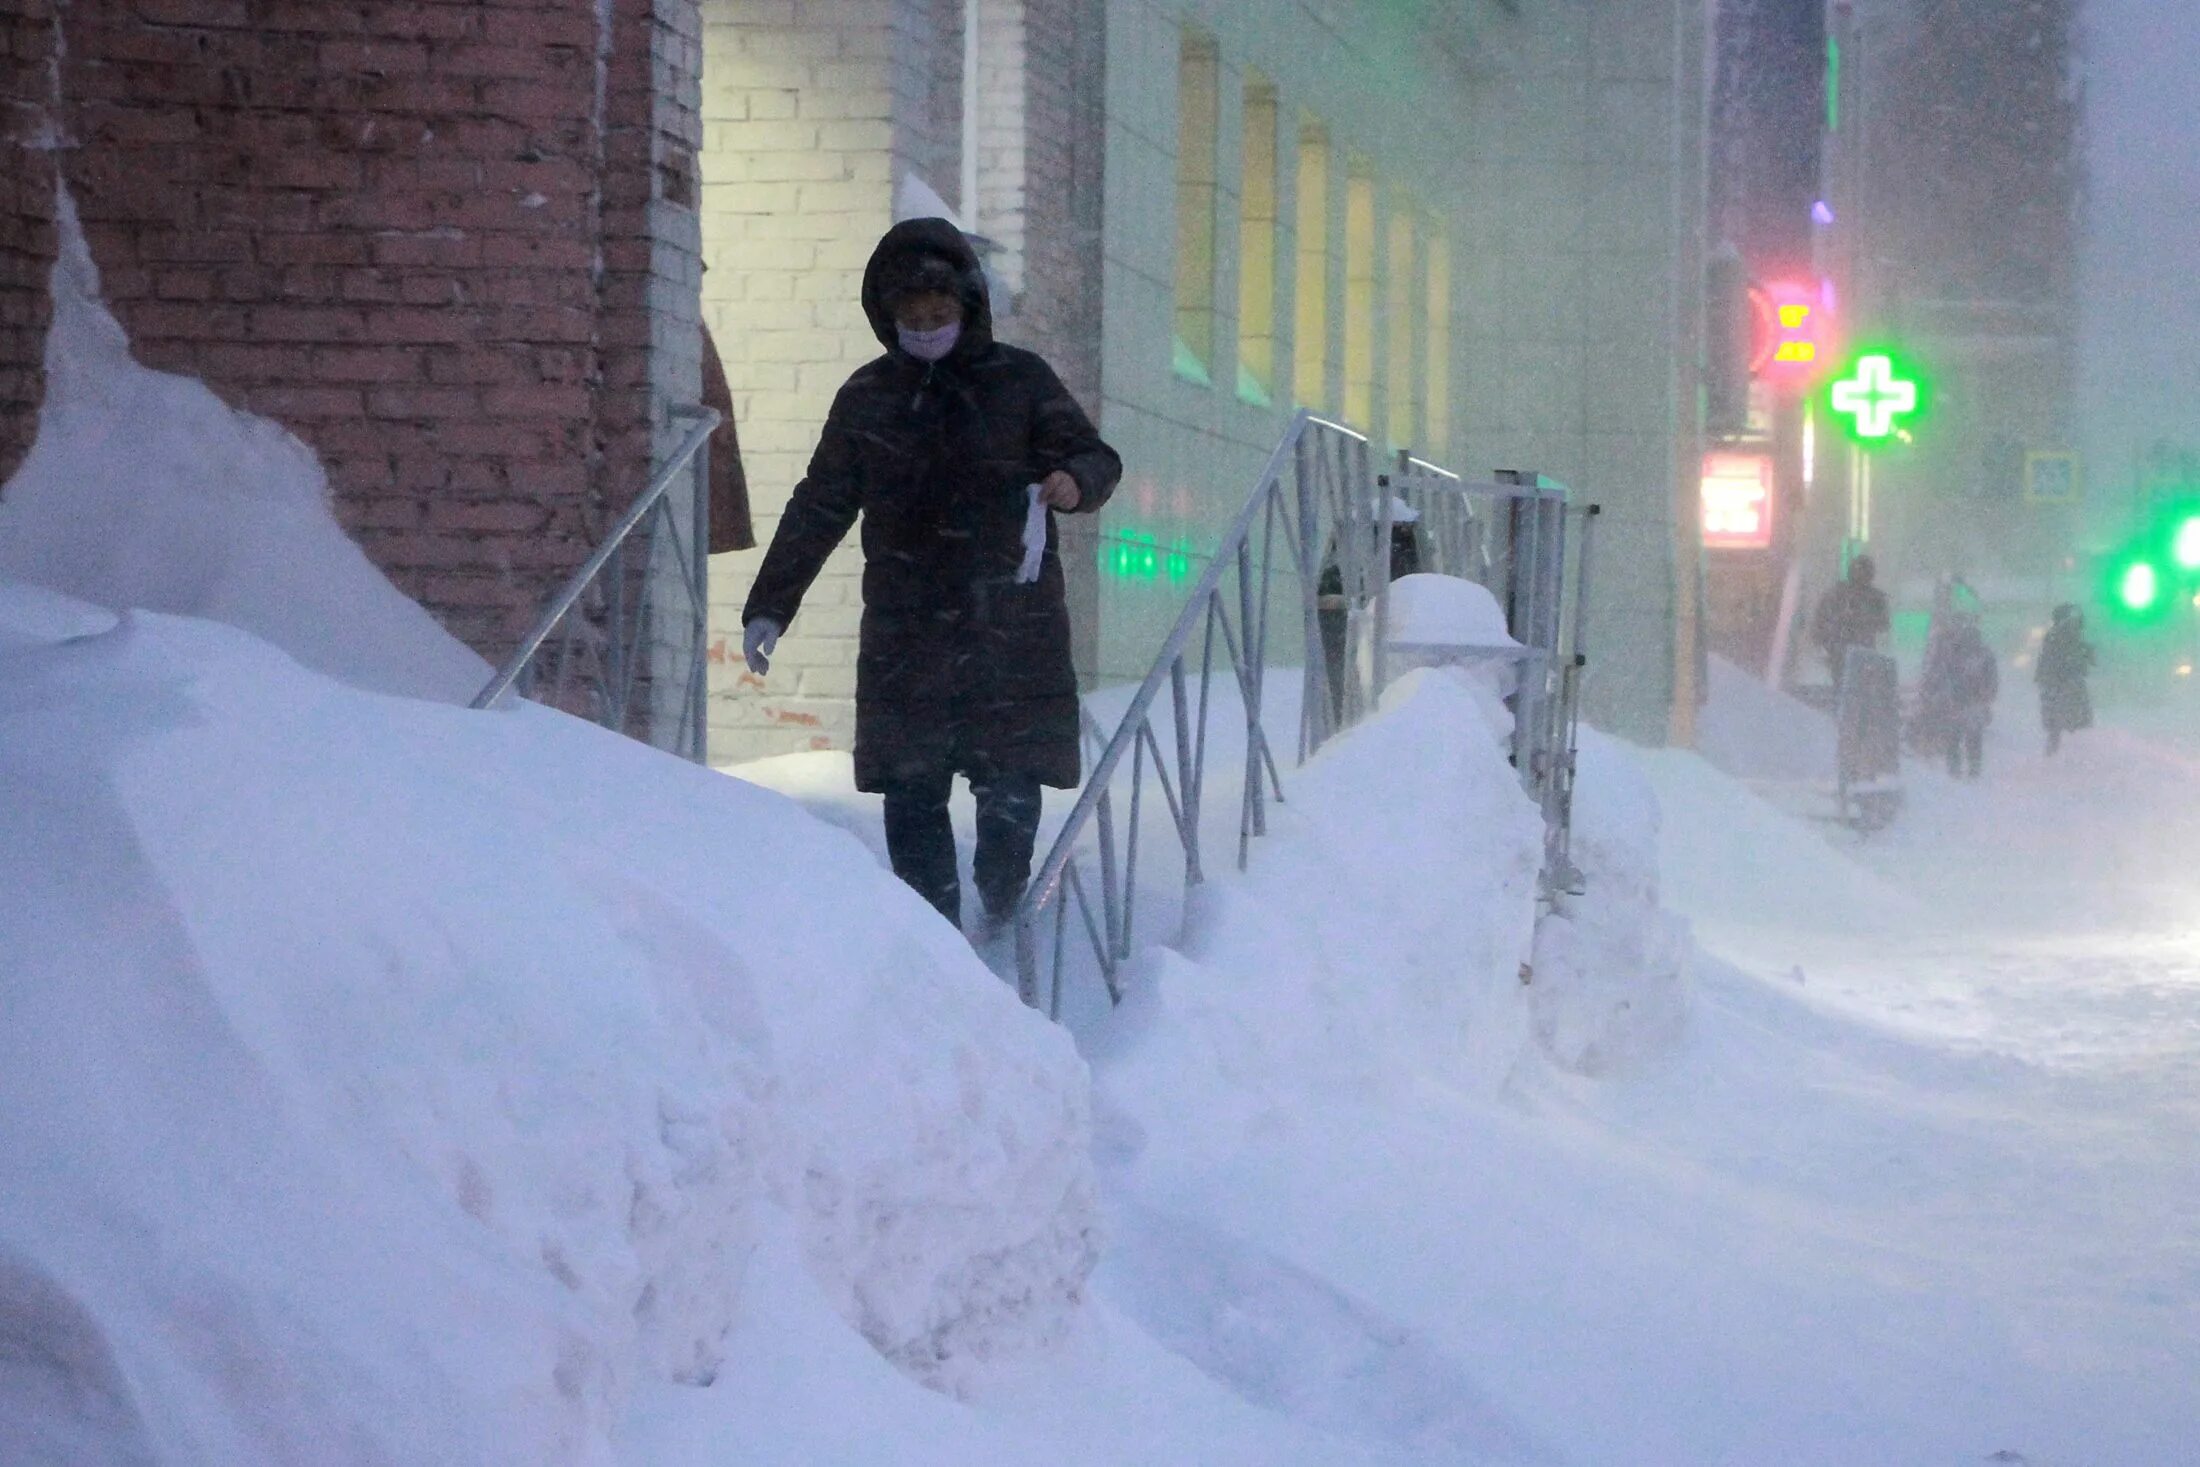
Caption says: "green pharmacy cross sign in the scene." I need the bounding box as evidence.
[1827,352,1925,446]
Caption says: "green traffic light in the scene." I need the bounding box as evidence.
[2120,560,2161,613]
[2174,515,2200,572]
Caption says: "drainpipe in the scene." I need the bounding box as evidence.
[961,0,981,232]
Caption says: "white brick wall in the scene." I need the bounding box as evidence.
[699,0,899,763]
[973,0,1028,297]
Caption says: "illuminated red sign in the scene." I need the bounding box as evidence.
[1749,280,1829,386]
[1702,450,1776,549]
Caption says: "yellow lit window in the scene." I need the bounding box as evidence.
[1174,28,1220,384]
[1292,119,1330,410]
[1237,75,1279,406]
[1425,223,1451,454]
[1344,163,1376,431]
[1386,202,1416,449]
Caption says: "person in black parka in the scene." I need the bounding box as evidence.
[740,218,1121,929]
[1810,553,1892,684]
[2036,602,2096,756]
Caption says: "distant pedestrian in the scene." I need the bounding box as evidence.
[1921,612,1998,779]
[2036,602,2095,756]
[738,218,1121,932]
[1908,574,1980,754]
[1810,554,1891,684]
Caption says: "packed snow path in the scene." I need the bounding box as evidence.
[748,675,2200,1465]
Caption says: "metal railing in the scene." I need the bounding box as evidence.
[472,407,719,761]
[1012,409,1600,1015]
[1377,460,1601,891]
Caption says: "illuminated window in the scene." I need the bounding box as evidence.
[1174,28,1219,385]
[1425,223,1451,452]
[1386,201,1416,449]
[1292,119,1331,410]
[1237,75,1279,406]
[1343,162,1376,431]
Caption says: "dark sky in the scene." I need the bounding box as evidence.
[2079,0,2200,512]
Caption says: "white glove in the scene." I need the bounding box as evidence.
[742,618,781,676]
[1017,483,1048,584]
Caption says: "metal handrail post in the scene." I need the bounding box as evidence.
[1171,653,1201,887]
[682,408,714,762]
[473,411,720,711]
[1012,414,1328,999]
[1009,409,1519,1013]
[1294,430,1325,758]
[1236,531,1262,860]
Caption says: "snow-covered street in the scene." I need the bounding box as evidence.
[736,662,2200,1465]
[6,561,2197,1463]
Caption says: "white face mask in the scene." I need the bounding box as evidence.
[897,321,962,362]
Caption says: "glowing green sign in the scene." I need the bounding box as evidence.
[1827,351,1924,446]
[1103,530,1195,584]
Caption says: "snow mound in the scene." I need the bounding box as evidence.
[1530,729,1694,1076]
[1695,653,1837,784]
[1384,575,1525,708]
[0,584,1097,1463]
[1383,573,1516,649]
[0,190,488,703]
[1097,667,1547,1117]
[1637,746,1927,955]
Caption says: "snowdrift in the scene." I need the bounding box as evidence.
[1693,653,1837,785]
[0,583,1098,1464]
[0,192,487,704]
[1529,730,1693,1077]
[1094,659,1686,1124]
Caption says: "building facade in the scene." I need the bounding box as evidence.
[699,0,1712,755]
[3,0,1711,754]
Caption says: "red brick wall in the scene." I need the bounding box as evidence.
[49,0,687,662]
[1,0,56,488]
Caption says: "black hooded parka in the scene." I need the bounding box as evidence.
[741,218,1121,793]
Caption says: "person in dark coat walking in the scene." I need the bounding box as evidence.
[1920,612,1998,778]
[739,218,1121,929]
[1810,553,1892,684]
[2036,602,2095,755]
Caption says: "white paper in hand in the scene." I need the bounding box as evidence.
[1017,483,1048,583]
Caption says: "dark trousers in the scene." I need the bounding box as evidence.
[1946,727,1984,779]
[880,770,1043,928]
